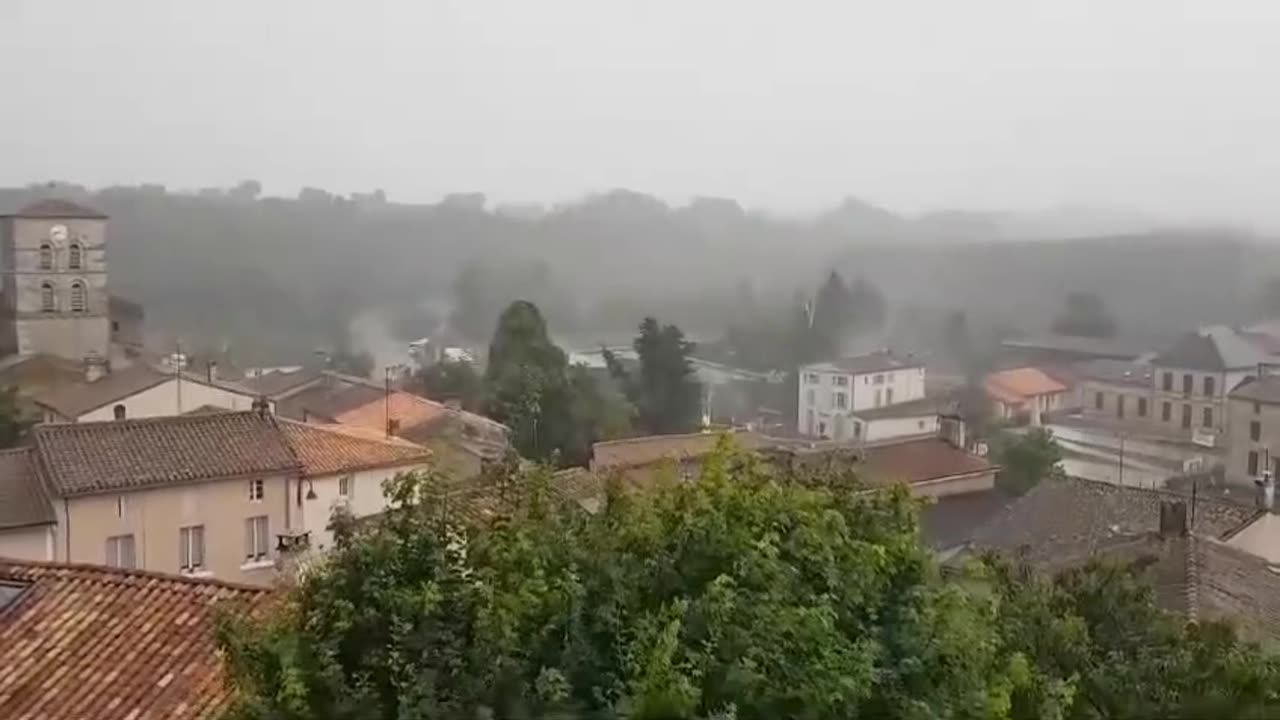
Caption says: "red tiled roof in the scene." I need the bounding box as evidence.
[859,438,995,486]
[33,411,300,496]
[983,367,1067,403]
[277,419,431,476]
[0,559,267,719]
[591,431,766,470]
[334,391,449,433]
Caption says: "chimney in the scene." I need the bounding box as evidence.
[251,396,271,418]
[83,355,106,383]
[207,361,218,383]
[1158,500,1188,538]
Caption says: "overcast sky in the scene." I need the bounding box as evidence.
[3,0,1279,223]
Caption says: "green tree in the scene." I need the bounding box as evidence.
[1050,292,1117,338]
[609,317,703,434]
[483,301,581,463]
[418,358,483,410]
[218,439,1041,719]
[991,428,1065,495]
[0,386,32,449]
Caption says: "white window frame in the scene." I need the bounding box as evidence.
[834,391,848,410]
[338,475,353,497]
[248,478,264,502]
[105,534,136,569]
[179,525,206,573]
[244,515,270,564]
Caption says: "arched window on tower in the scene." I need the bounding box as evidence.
[70,281,86,313]
[68,243,82,270]
[40,282,55,312]
[39,244,52,270]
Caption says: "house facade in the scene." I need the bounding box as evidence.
[983,367,1068,425]
[797,351,926,441]
[1076,359,1157,427]
[34,363,266,423]
[1224,375,1280,486]
[0,409,431,585]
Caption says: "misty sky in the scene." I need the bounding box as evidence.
[3,0,1280,224]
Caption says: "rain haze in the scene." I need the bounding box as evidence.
[3,0,1280,222]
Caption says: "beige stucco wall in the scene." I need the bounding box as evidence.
[298,464,426,553]
[1151,366,1230,435]
[59,472,294,585]
[1225,396,1280,486]
[908,471,997,499]
[861,414,938,442]
[0,524,54,561]
[74,378,262,422]
[1225,513,1280,562]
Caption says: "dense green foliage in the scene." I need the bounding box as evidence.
[607,317,703,434]
[0,386,33,449]
[417,359,484,411]
[217,439,1280,719]
[992,428,1066,496]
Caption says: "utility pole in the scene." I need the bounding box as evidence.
[174,339,183,414]
[1117,433,1125,486]
[384,365,392,438]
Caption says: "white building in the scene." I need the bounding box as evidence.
[797,351,928,442]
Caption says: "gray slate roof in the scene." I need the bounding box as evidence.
[850,395,946,420]
[966,476,1258,564]
[809,351,921,375]
[0,448,54,529]
[1230,375,1280,404]
[1152,332,1226,372]
[1073,358,1155,388]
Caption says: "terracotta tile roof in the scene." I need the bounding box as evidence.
[334,391,449,434]
[0,559,266,719]
[33,411,300,496]
[3,198,107,219]
[966,476,1258,564]
[919,488,1017,550]
[591,431,766,470]
[983,367,1067,403]
[276,419,430,476]
[0,448,53,529]
[858,438,995,487]
[277,382,384,421]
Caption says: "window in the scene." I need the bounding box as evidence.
[68,243,82,270]
[1203,407,1213,429]
[244,516,270,562]
[38,243,52,270]
[105,535,136,569]
[338,476,352,497]
[1252,421,1262,442]
[834,391,848,410]
[1095,392,1104,410]
[1181,403,1192,429]
[1116,395,1125,419]
[874,389,882,407]
[873,374,885,385]
[833,375,849,387]
[1249,450,1260,476]
[115,495,126,518]
[805,373,819,384]
[40,282,55,313]
[885,388,894,404]
[179,525,205,572]
[852,421,862,439]
[1204,376,1215,397]
[248,478,264,502]
[1182,374,1193,395]
[113,404,126,420]
[69,281,86,313]
[1162,401,1172,422]
[1162,372,1173,391]
[1137,398,1148,417]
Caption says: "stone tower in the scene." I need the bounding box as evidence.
[0,199,110,362]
